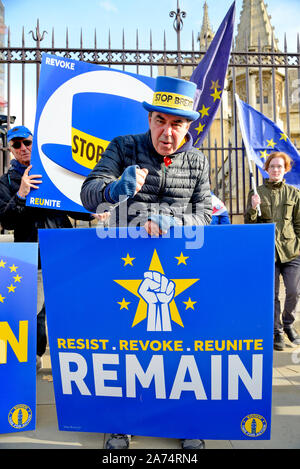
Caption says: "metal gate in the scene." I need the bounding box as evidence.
[0,18,300,220]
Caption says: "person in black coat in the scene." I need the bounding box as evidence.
[0,125,94,366]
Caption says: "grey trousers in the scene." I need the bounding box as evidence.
[274,255,300,333]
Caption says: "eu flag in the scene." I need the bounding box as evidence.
[235,94,300,188]
[39,225,274,439]
[189,2,235,147]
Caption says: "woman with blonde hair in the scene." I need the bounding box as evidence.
[245,151,300,350]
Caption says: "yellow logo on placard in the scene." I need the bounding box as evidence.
[71,127,110,171]
[114,249,199,332]
[152,92,194,111]
[241,414,267,438]
[8,404,32,429]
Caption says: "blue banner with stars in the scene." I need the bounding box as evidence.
[0,243,38,434]
[189,2,235,147]
[39,225,274,440]
[236,94,300,188]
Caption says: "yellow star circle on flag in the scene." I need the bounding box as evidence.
[0,258,21,304]
[114,249,199,328]
[195,122,205,135]
[260,150,268,160]
[211,88,222,102]
[280,133,288,142]
[198,104,210,118]
[210,79,221,90]
[13,274,22,283]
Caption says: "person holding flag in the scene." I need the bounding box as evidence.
[235,93,300,350]
[245,152,300,351]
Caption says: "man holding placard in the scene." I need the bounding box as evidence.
[81,76,212,449]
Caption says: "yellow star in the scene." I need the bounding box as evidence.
[9,264,18,272]
[267,138,276,148]
[194,122,205,135]
[7,284,16,293]
[260,150,268,160]
[280,133,288,142]
[183,298,197,310]
[121,253,135,266]
[0,294,5,303]
[0,259,6,268]
[211,79,221,90]
[13,274,22,283]
[198,104,210,118]
[117,298,131,310]
[114,249,199,328]
[210,88,222,102]
[175,252,189,265]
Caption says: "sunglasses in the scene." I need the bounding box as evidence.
[11,139,32,149]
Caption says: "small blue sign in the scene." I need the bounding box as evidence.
[0,243,38,434]
[39,225,274,440]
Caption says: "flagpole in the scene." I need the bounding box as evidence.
[235,93,261,217]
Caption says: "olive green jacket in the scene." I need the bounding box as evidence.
[244,179,300,263]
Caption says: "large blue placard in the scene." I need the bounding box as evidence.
[39,225,274,440]
[27,53,155,213]
[0,243,38,434]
